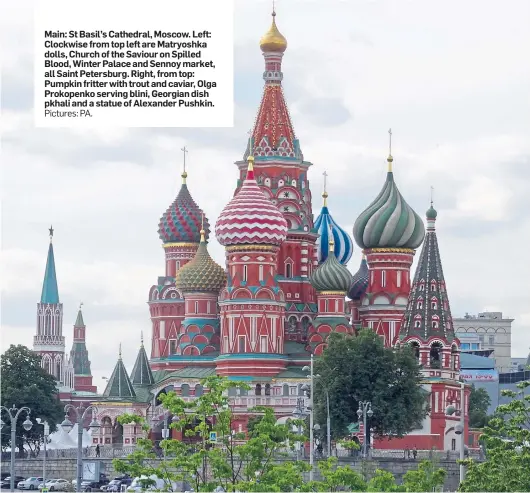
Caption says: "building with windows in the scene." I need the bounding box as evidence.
[31,8,470,451]
[454,312,514,373]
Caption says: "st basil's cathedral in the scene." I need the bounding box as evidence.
[32,10,469,451]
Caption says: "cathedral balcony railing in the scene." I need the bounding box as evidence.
[33,335,66,345]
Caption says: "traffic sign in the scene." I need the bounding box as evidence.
[209,431,217,442]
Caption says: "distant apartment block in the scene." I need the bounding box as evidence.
[454,311,514,373]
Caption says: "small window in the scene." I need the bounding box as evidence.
[283,384,289,396]
[238,336,245,353]
[243,265,248,282]
[181,384,190,397]
[207,301,211,314]
[415,320,421,328]
[259,265,264,282]
[195,301,199,314]
[420,284,425,291]
[431,301,438,310]
[488,335,495,345]
[260,335,268,353]
[451,439,456,451]
[265,384,271,396]
[285,263,292,278]
[255,384,262,396]
[431,283,437,292]
[397,270,402,288]
[381,270,386,287]
[324,299,329,312]
[195,384,203,397]
[169,339,177,355]
[432,321,439,329]
[417,301,423,310]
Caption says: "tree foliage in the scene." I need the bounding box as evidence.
[401,459,446,492]
[114,375,307,492]
[313,330,427,441]
[459,378,530,492]
[0,344,64,455]
[468,384,492,428]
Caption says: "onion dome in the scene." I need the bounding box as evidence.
[175,229,226,293]
[314,183,353,265]
[426,203,438,220]
[348,255,369,301]
[259,11,287,53]
[353,154,425,250]
[215,156,288,247]
[158,171,210,244]
[310,232,353,292]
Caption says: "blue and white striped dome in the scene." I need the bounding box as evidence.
[314,205,353,265]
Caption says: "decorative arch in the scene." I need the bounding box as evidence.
[231,288,252,299]
[255,288,274,300]
[373,295,390,305]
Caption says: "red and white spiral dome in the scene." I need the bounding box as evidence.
[215,158,288,247]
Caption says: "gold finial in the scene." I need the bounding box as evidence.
[119,343,122,360]
[322,171,329,207]
[328,224,335,253]
[49,225,54,242]
[181,146,188,184]
[387,128,393,172]
[200,213,206,242]
[260,4,287,53]
[246,129,255,177]
[140,331,144,347]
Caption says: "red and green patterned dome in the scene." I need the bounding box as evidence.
[158,173,210,244]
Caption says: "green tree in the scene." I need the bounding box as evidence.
[0,344,64,455]
[459,378,530,492]
[401,459,446,492]
[468,384,492,428]
[313,330,427,442]
[366,470,405,492]
[114,375,306,492]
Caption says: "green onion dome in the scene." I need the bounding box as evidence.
[310,236,353,293]
[174,230,226,293]
[426,204,438,220]
[353,156,425,250]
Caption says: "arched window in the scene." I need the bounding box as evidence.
[431,283,437,292]
[431,301,438,310]
[410,342,420,360]
[432,320,439,329]
[419,283,425,291]
[195,384,203,397]
[265,384,271,396]
[259,265,264,281]
[243,265,248,282]
[181,384,190,397]
[194,301,199,314]
[417,300,423,310]
[414,320,421,328]
[430,343,443,369]
[282,384,289,396]
[381,270,387,287]
[285,263,292,278]
[397,270,402,288]
[255,384,262,396]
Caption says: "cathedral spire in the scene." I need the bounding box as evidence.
[130,336,154,386]
[41,226,59,304]
[246,8,300,160]
[400,202,456,345]
[103,346,136,399]
[69,306,97,393]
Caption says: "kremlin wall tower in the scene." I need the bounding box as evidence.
[33,10,469,451]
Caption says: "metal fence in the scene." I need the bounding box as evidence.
[1,446,136,461]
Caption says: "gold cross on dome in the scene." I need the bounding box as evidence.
[388,128,392,155]
[181,146,188,173]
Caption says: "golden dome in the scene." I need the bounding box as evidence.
[259,12,287,53]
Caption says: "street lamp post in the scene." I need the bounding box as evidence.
[291,398,306,461]
[0,405,33,492]
[36,419,50,487]
[61,405,100,493]
[445,381,467,485]
[356,401,373,458]
[152,412,178,461]
[302,354,315,481]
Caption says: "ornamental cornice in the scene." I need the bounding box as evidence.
[225,245,278,253]
[163,242,199,249]
[318,290,347,295]
[364,248,415,254]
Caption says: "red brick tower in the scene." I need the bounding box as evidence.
[233,10,318,341]
[149,153,210,370]
[215,155,289,377]
[352,135,425,346]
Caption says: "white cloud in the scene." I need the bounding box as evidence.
[1,0,530,394]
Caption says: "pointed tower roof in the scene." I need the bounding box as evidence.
[245,9,301,161]
[75,307,85,327]
[130,335,154,386]
[399,203,456,343]
[348,256,369,301]
[103,346,136,399]
[41,226,59,304]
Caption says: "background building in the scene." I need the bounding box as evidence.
[454,312,513,373]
